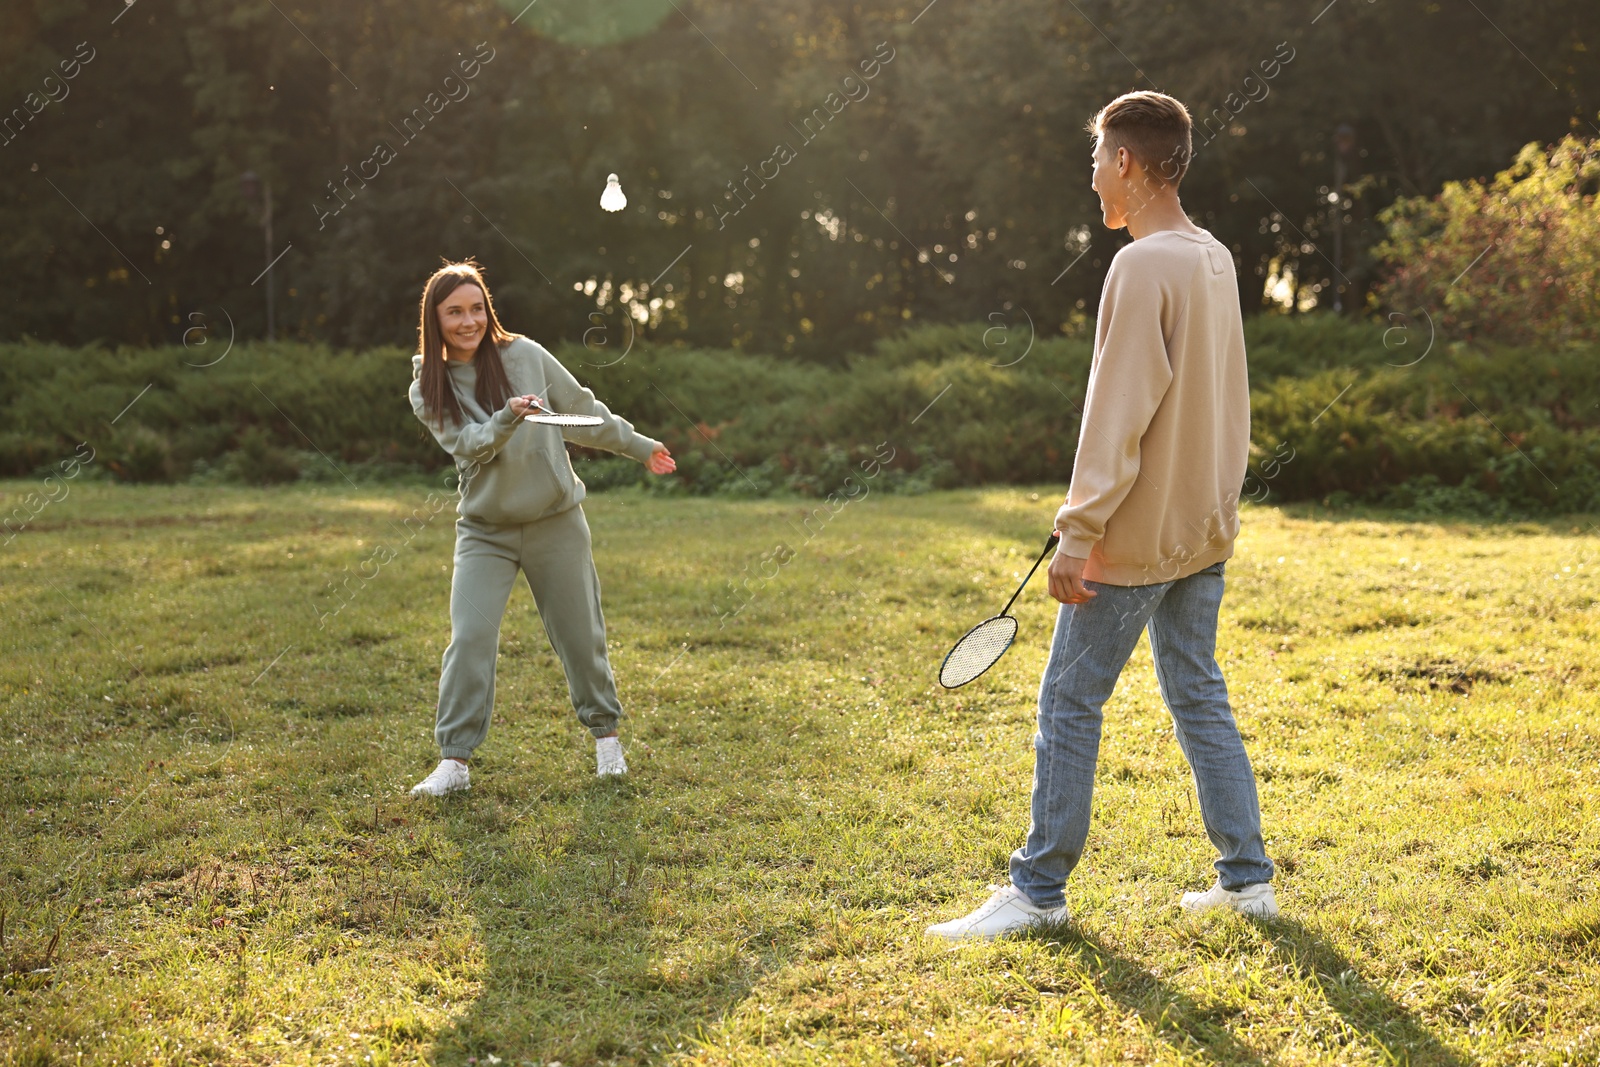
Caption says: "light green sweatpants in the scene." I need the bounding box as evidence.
[434,503,622,760]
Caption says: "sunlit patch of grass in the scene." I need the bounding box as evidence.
[1,481,1597,1065]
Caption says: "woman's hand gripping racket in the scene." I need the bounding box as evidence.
[521,396,604,427]
[938,532,1060,689]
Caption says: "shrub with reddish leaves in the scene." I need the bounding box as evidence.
[1378,132,1600,347]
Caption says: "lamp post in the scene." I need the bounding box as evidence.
[241,170,276,341]
[1332,123,1357,313]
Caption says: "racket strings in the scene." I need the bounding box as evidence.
[939,615,1018,688]
[525,413,605,426]
[938,533,1058,688]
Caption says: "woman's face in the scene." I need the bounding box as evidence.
[437,282,488,359]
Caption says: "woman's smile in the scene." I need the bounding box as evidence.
[438,282,490,360]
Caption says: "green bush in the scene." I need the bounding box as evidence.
[219,427,301,485]
[1243,351,1600,515]
[1377,131,1600,346]
[0,339,438,485]
[103,425,177,483]
[3,316,1598,514]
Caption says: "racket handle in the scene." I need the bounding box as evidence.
[1001,532,1061,616]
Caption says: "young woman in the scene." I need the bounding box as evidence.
[407,260,675,796]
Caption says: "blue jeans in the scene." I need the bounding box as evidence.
[1010,562,1273,908]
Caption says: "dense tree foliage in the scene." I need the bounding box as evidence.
[2,0,1594,356]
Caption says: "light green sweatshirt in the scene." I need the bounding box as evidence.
[410,336,659,525]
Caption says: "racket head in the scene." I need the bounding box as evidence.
[524,413,605,427]
[939,614,1019,689]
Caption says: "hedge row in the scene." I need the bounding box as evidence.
[2,315,1597,514]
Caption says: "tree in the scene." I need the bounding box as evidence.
[1,0,1596,351]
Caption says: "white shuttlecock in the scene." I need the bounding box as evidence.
[600,173,627,212]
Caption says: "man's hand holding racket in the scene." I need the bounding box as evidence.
[1047,544,1098,605]
[938,531,1099,689]
[939,530,1063,688]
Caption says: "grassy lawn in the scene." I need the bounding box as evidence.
[3,479,1599,1066]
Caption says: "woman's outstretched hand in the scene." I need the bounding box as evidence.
[508,393,545,418]
[647,444,676,475]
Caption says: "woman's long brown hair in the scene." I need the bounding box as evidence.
[416,260,518,430]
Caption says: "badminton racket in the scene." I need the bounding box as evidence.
[522,397,604,427]
[938,531,1060,689]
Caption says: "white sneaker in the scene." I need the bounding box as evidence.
[926,884,1069,941]
[410,758,470,797]
[596,736,627,776]
[1180,881,1278,918]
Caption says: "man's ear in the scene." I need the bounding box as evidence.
[1116,146,1132,178]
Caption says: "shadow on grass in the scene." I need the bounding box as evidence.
[1037,924,1270,1067]
[427,769,783,1067]
[1265,917,1467,1067]
[1034,916,1465,1067]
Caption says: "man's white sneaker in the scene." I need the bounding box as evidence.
[410,759,470,797]
[1180,881,1278,918]
[596,736,627,776]
[926,885,1069,941]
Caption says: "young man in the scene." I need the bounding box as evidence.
[928,91,1275,941]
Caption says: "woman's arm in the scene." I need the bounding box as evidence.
[408,378,529,467]
[532,343,660,464]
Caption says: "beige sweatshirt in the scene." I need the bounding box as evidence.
[1054,229,1250,586]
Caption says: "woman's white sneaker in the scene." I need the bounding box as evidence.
[596,736,628,776]
[1179,881,1278,918]
[410,759,470,797]
[926,885,1069,941]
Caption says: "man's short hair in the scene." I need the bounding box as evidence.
[1087,91,1194,186]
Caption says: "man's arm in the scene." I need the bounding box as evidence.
[1053,260,1174,559]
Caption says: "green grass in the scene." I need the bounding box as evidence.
[2,480,1599,1067]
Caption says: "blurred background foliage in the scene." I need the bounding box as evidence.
[1378,133,1600,348]
[2,0,1596,355]
[5,314,1599,516]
